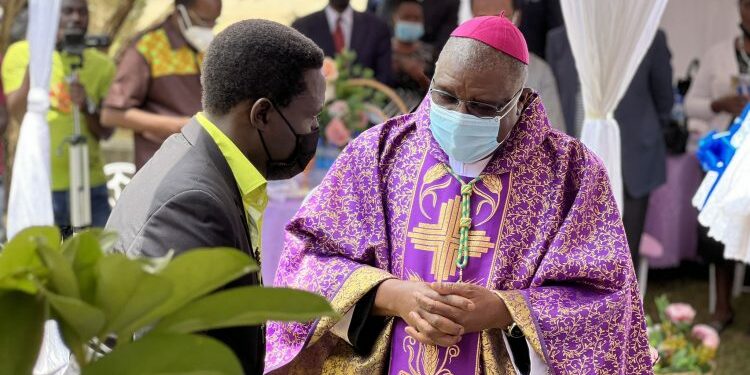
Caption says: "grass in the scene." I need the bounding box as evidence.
[644,263,750,374]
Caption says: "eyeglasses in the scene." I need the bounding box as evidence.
[429,84,524,119]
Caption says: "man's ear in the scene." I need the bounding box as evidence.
[517,87,533,115]
[249,98,273,131]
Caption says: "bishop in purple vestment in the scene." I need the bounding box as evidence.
[265,14,652,375]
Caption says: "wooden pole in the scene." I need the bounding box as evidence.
[104,0,137,41]
[0,0,27,53]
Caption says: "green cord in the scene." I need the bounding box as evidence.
[445,166,483,280]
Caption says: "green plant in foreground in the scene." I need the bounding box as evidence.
[0,226,335,375]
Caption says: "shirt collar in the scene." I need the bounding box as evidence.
[325,5,353,30]
[195,113,267,205]
[163,14,189,50]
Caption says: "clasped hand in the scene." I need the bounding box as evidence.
[375,279,511,347]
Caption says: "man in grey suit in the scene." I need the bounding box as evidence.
[106,20,325,374]
[546,26,674,265]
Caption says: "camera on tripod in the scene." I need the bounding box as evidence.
[59,29,110,63]
[59,29,110,234]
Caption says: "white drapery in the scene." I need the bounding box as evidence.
[6,0,59,238]
[6,1,73,374]
[560,0,669,213]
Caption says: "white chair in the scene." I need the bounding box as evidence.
[637,233,663,301]
[104,162,136,208]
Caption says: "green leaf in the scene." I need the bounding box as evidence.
[0,226,60,293]
[94,254,172,339]
[37,244,80,298]
[153,286,335,334]
[82,333,243,375]
[0,291,46,375]
[44,289,106,341]
[135,249,174,274]
[120,248,256,335]
[96,230,119,253]
[62,232,104,303]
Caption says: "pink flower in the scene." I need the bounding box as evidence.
[665,303,696,324]
[692,324,720,350]
[327,100,349,118]
[649,346,660,365]
[324,117,352,147]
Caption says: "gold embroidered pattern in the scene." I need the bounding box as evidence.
[419,164,450,219]
[278,320,395,375]
[473,175,503,226]
[480,329,518,375]
[407,197,495,281]
[495,290,545,360]
[399,335,460,375]
[310,266,395,345]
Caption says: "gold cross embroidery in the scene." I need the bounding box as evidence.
[407,197,495,281]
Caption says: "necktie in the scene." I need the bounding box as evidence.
[332,16,345,54]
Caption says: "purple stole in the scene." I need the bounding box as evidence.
[388,153,511,375]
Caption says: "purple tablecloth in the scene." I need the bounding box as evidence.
[642,154,704,268]
[261,198,304,284]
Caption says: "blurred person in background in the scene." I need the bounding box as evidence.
[370,0,460,61]
[391,0,433,109]
[101,0,222,169]
[684,0,750,333]
[547,25,674,271]
[293,0,393,85]
[2,0,115,237]
[472,0,564,132]
[517,0,562,59]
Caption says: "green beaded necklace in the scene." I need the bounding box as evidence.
[445,166,483,282]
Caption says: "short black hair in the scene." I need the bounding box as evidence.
[201,19,324,115]
[395,0,423,7]
[393,0,423,16]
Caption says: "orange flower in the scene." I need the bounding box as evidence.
[321,57,339,82]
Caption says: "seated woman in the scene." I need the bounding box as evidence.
[391,0,433,110]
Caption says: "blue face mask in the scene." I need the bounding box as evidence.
[429,96,521,163]
[394,21,424,42]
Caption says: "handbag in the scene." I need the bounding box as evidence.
[664,59,700,154]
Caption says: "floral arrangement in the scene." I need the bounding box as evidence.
[319,50,387,147]
[648,295,719,374]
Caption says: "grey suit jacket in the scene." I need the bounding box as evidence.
[546,27,674,199]
[106,119,263,374]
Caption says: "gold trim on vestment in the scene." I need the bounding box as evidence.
[495,290,546,361]
[309,266,396,346]
[480,329,520,374]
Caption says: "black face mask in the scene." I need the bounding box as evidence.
[257,104,319,181]
[741,23,750,39]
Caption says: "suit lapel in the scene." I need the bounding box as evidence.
[350,11,365,56]
[182,120,254,251]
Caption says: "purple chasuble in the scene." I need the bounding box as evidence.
[265,94,653,375]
